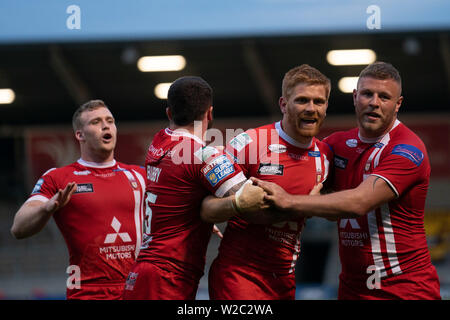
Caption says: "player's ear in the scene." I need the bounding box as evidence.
[395,96,403,113]
[279,97,287,114]
[75,130,84,142]
[207,106,213,121]
[353,89,358,108]
[166,107,172,121]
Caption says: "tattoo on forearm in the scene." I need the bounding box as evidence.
[372,177,381,190]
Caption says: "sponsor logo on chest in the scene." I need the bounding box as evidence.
[257,163,284,176]
[73,170,91,176]
[346,139,358,148]
[268,144,287,154]
[99,217,135,261]
[288,153,309,161]
[74,183,94,193]
[334,155,348,169]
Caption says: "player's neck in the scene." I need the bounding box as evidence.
[169,120,207,143]
[358,119,400,143]
[80,151,115,165]
[278,120,313,148]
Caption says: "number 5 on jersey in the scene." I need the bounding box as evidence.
[144,192,157,235]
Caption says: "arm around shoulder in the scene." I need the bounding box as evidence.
[254,175,397,219]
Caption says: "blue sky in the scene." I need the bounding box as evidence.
[0,0,449,43]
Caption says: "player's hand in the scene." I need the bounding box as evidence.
[212,224,223,238]
[250,177,293,211]
[44,182,77,214]
[234,180,269,213]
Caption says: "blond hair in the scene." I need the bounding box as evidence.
[282,64,331,99]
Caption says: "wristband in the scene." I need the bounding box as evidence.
[230,196,242,215]
[233,179,252,214]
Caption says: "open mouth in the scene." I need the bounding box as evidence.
[365,112,381,120]
[102,133,113,142]
[300,118,318,126]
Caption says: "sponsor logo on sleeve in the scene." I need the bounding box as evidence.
[194,146,219,162]
[201,146,219,161]
[31,178,44,194]
[334,155,348,169]
[74,183,94,193]
[225,149,239,163]
[257,163,284,176]
[229,132,252,152]
[391,144,424,166]
[202,155,235,187]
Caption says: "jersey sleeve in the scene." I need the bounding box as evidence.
[27,168,58,203]
[196,145,247,198]
[371,143,429,197]
[224,130,258,176]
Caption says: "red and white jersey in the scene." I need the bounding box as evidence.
[28,159,146,299]
[137,128,246,278]
[218,121,332,274]
[324,120,436,281]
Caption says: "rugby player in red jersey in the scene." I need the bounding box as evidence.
[201,65,333,300]
[11,100,146,299]
[254,62,441,300]
[123,76,266,300]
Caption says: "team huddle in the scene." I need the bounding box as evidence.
[11,62,441,300]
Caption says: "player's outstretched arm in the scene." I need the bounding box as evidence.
[11,182,77,239]
[252,175,396,219]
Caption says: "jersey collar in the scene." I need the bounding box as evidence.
[78,158,116,168]
[275,121,313,149]
[165,128,205,146]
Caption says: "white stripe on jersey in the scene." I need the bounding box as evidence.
[323,154,330,182]
[380,203,402,275]
[122,168,145,260]
[26,195,50,203]
[367,210,388,278]
[289,236,301,274]
[214,172,247,197]
[133,169,146,259]
[314,143,323,183]
[364,127,402,277]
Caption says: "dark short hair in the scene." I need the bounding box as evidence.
[72,99,109,131]
[282,64,331,99]
[167,76,213,126]
[358,61,402,93]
